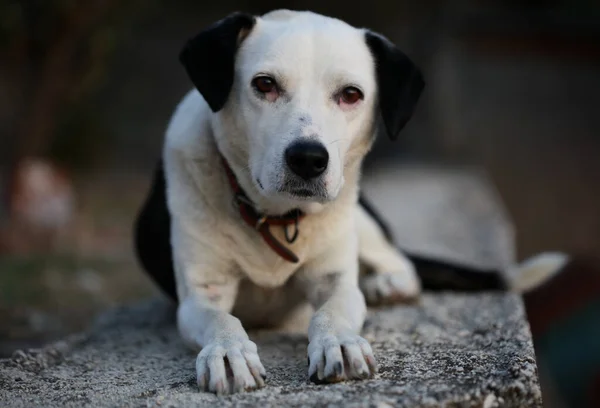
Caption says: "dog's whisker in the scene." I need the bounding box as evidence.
[326,138,346,146]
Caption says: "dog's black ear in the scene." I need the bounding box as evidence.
[179,12,256,112]
[365,31,425,140]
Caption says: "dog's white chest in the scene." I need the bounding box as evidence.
[214,217,304,288]
[231,234,303,288]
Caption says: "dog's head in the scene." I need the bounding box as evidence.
[180,10,424,210]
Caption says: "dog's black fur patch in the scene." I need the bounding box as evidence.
[179,12,256,112]
[364,31,425,140]
[405,254,508,291]
[134,160,177,300]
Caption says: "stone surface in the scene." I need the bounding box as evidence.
[0,295,541,408]
[0,164,542,407]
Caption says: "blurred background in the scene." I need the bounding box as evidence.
[0,0,598,406]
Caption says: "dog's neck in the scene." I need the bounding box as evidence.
[207,126,363,262]
[220,155,306,263]
[220,155,303,221]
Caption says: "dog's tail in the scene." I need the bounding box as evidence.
[401,250,570,293]
[506,251,570,293]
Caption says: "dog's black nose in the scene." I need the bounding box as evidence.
[285,141,329,180]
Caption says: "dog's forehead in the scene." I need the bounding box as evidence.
[238,12,374,80]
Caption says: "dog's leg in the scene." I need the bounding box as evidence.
[163,151,266,395]
[356,204,421,305]
[172,226,266,395]
[178,292,266,395]
[297,233,377,384]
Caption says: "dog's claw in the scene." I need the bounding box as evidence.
[333,361,343,377]
[197,373,208,390]
[366,355,378,374]
[196,339,266,395]
[214,380,226,395]
[309,372,323,384]
[307,334,376,384]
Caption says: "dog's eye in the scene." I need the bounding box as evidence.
[252,76,277,94]
[339,87,363,105]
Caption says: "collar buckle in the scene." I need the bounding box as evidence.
[255,215,268,230]
[284,214,300,244]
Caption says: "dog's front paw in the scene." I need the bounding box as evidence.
[360,267,421,306]
[196,339,266,395]
[307,334,377,384]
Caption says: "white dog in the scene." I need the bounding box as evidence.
[134,9,425,395]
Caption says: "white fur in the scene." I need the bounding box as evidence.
[357,205,421,303]
[509,252,569,293]
[163,10,420,395]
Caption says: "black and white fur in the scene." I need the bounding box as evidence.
[134,9,506,395]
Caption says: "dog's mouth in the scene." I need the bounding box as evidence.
[288,188,317,198]
[279,185,329,202]
[255,177,329,202]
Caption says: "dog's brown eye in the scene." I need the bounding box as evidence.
[253,76,276,94]
[340,87,363,105]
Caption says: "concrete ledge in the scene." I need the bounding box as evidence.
[1,294,541,408]
[0,164,542,407]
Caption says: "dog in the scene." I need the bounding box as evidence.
[133,9,438,395]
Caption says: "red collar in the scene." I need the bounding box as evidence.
[221,157,305,263]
